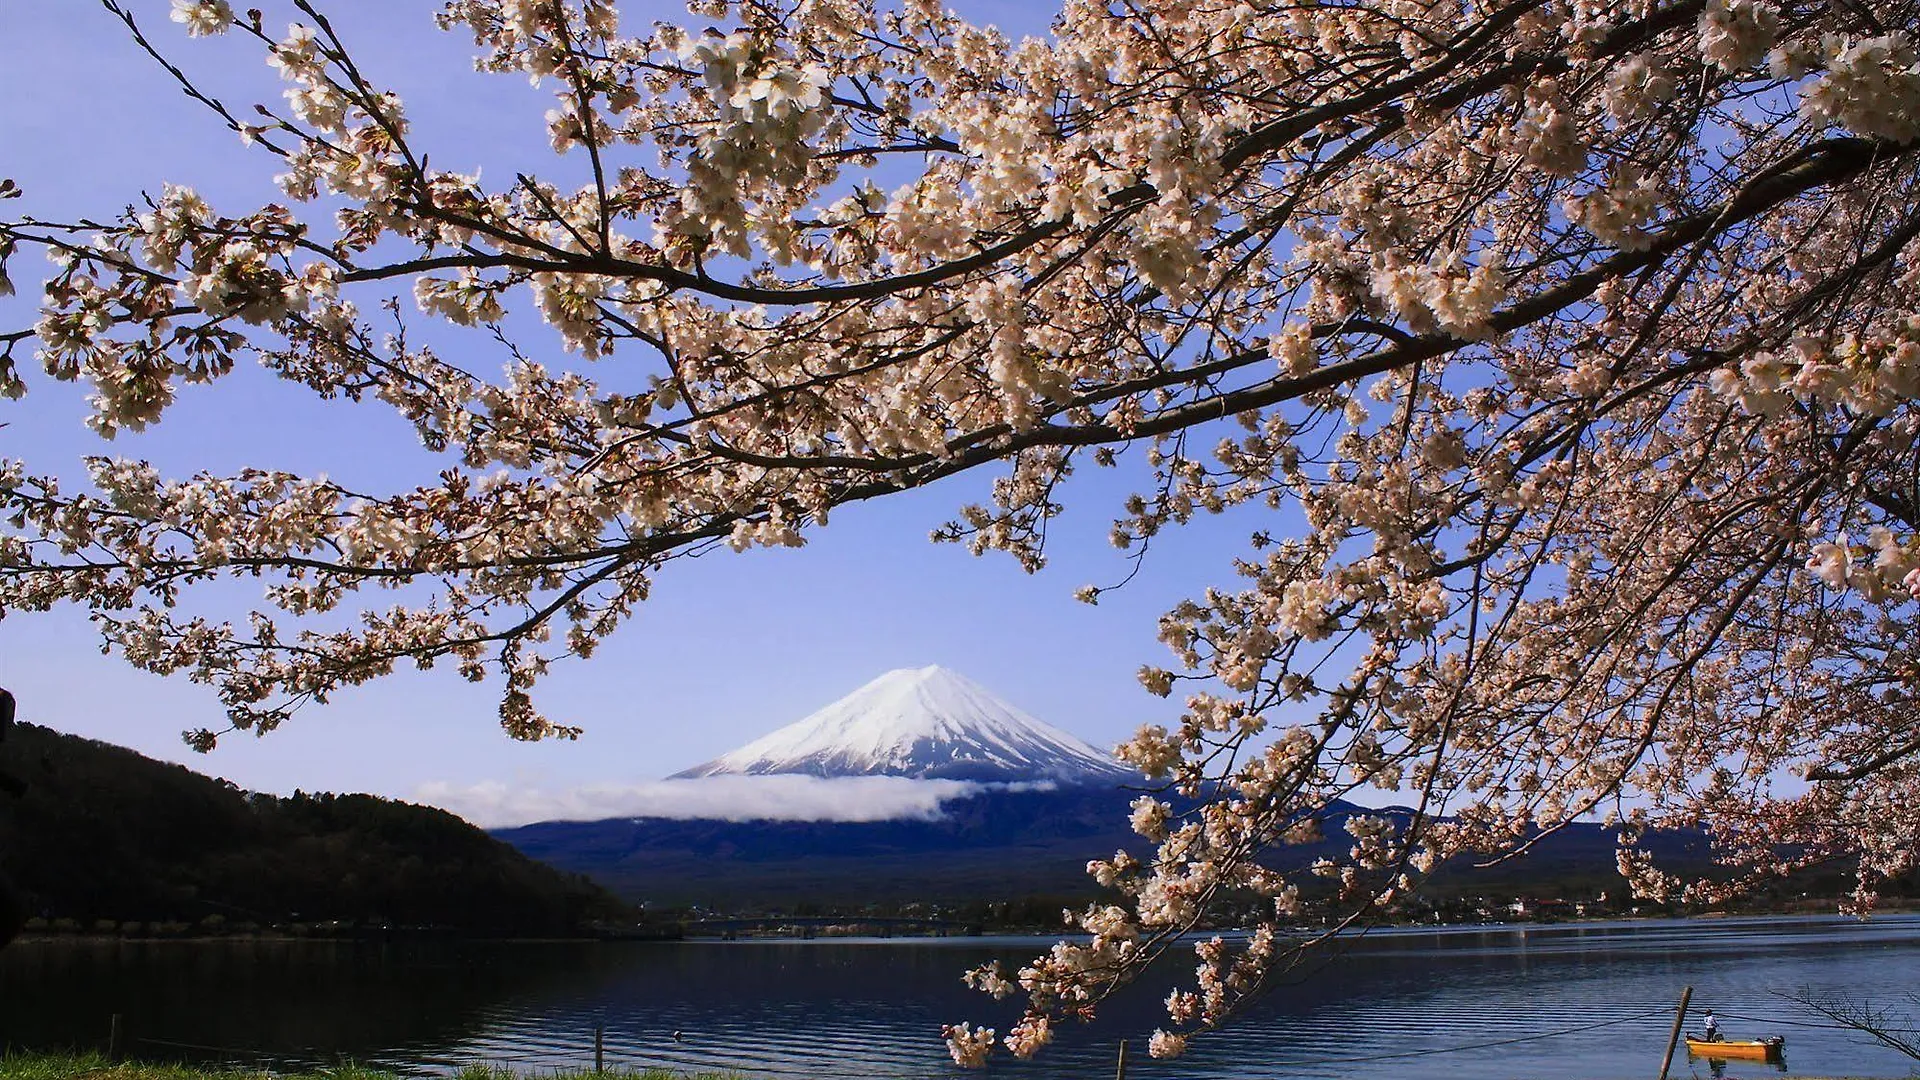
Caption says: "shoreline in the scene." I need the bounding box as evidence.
[10,908,1917,948]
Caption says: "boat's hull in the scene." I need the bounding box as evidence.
[1686,1037,1784,1061]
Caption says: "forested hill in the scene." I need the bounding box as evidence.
[0,723,632,935]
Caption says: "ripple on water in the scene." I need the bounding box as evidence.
[2,915,1918,1080]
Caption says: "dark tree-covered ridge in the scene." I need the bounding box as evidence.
[0,722,632,936]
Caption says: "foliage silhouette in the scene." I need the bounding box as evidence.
[0,722,630,936]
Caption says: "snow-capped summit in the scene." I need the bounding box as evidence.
[672,665,1129,784]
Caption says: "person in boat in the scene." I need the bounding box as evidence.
[0,686,25,950]
[1702,1009,1722,1042]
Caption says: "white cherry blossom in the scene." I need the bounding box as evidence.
[5,0,1920,1063]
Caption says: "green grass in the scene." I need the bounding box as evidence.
[0,1054,747,1080]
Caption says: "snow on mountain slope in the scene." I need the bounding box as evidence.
[671,665,1130,783]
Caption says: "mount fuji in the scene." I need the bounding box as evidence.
[671,665,1130,784]
[491,666,1675,908]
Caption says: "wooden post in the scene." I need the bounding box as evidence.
[1115,1038,1129,1080]
[594,1023,605,1073]
[107,1014,122,1061]
[1657,985,1693,1080]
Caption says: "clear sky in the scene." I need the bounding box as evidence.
[0,0,1282,824]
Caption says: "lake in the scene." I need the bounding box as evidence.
[4,915,1918,1080]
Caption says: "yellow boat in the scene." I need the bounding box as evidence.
[1685,1035,1785,1061]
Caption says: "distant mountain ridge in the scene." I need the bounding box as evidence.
[494,784,1696,909]
[672,665,1129,783]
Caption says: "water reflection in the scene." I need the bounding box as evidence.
[3,915,1916,1080]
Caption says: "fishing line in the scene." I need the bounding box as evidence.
[1240,1007,1673,1067]
[1715,1010,1897,1031]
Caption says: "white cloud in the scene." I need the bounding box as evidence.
[413,775,1057,829]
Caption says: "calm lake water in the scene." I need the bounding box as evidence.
[4,915,1918,1080]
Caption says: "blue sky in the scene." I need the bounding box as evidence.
[0,0,1301,821]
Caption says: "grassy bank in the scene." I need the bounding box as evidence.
[0,1055,744,1080]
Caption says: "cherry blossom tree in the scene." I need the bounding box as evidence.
[4,0,1920,1063]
